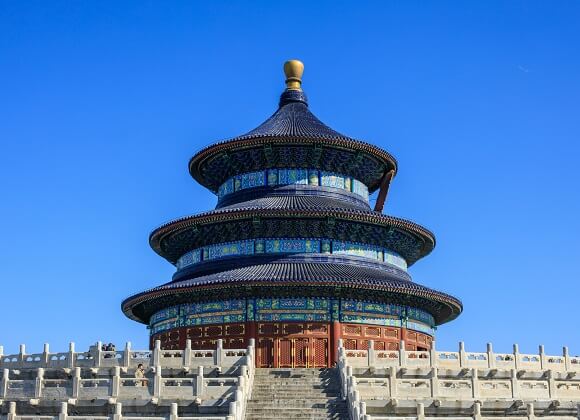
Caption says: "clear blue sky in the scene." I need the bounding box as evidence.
[1,1,579,356]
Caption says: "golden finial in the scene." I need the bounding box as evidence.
[284,59,304,91]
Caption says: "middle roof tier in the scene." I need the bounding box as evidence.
[149,205,435,268]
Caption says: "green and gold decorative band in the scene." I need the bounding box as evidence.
[217,168,369,201]
[176,238,408,271]
[149,298,435,336]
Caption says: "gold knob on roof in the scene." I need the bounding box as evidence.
[284,59,304,91]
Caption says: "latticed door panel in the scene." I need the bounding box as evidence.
[278,338,292,368]
[257,338,274,368]
[294,339,308,368]
[343,339,357,350]
[312,338,328,367]
[374,341,386,351]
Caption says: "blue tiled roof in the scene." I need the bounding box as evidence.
[122,258,463,325]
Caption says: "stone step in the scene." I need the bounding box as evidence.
[245,409,347,416]
[253,378,335,382]
[252,388,340,394]
[251,391,340,397]
[248,397,343,402]
[247,368,349,419]
[246,417,346,420]
[252,383,337,388]
[247,401,345,408]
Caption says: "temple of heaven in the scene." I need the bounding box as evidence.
[122,60,462,368]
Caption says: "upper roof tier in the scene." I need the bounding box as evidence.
[189,60,398,194]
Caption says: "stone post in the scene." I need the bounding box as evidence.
[1,368,9,398]
[35,367,44,398]
[123,342,131,368]
[215,339,224,367]
[113,402,123,420]
[389,366,397,398]
[18,344,26,363]
[235,389,243,417]
[153,340,161,366]
[539,345,546,370]
[487,343,495,369]
[353,389,361,419]
[563,346,571,371]
[513,344,520,371]
[473,401,482,420]
[7,401,17,420]
[238,375,245,399]
[170,402,179,420]
[153,366,162,397]
[68,342,75,369]
[399,340,406,368]
[72,367,81,398]
[546,369,555,399]
[196,365,204,397]
[459,341,466,368]
[527,402,535,419]
[511,369,519,398]
[343,365,351,398]
[228,401,237,419]
[111,366,121,397]
[359,401,367,417]
[184,339,192,369]
[429,340,436,368]
[471,368,479,399]
[417,402,425,420]
[59,401,68,420]
[248,339,255,367]
[95,341,103,368]
[367,340,375,368]
[430,367,439,398]
[42,343,50,365]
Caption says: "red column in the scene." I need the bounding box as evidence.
[330,320,341,366]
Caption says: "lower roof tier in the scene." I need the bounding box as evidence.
[149,204,435,267]
[121,257,462,326]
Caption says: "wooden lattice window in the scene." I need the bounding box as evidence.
[365,326,381,337]
[283,323,304,335]
[204,325,222,337]
[186,327,203,338]
[307,323,327,334]
[343,339,357,350]
[258,323,278,335]
[225,324,245,336]
[343,325,362,336]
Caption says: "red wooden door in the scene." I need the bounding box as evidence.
[278,338,293,367]
[311,338,328,367]
[257,338,274,368]
[294,338,309,367]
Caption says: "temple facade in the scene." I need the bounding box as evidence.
[2,60,578,420]
[121,60,462,368]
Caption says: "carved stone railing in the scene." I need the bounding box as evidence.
[0,339,255,420]
[338,340,580,420]
[0,339,250,371]
[342,340,580,372]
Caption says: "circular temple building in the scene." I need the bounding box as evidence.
[122,60,462,368]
